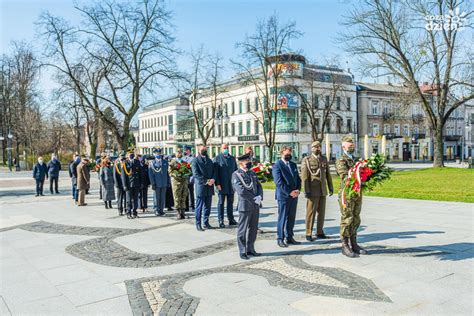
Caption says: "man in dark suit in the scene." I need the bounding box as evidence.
[192,144,216,231]
[149,148,169,216]
[214,143,238,228]
[69,154,80,203]
[272,146,301,247]
[32,156,48,197]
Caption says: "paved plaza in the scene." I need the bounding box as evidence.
[0,173,473,315]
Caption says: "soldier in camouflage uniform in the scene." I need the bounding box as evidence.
[169,149,189,219]
[335,135,368,258]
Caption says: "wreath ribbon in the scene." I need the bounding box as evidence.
[341,160,366,209]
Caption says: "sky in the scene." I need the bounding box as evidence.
[0,0,361,106]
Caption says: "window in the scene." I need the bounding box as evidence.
[238,146,244,155]
[161,116,164,126]
[336,96,341,110]
[325,118,331,132]
[224,123,229,136]
[239,100,243,114]
[254,97,259,111]
[255,146,260,161]
[246,121,251,135]
[301,111,308,131]
[371,101,379,115]
[315,118,320,131]
[168,115,173,135]
[224,103,228,116]
[164,130,167,140]
[383,102,390,114]
[212,127,215,138]
[394,124,400,136]
[336,118,342,133]
[238,122,243,135]
[254,120,259,134]
[246,99,251,112]
[372,123,379,136]
[231,123,235,136]
[231,102,235,115]
[413,126,419,135]
[403,124,410,136]
[346,97,351,110]
[313,94,319,108]
[206,107,209,119]
[384,124,390,134]
[165,116,167,125]
[347,118,352,133]
[325,95,330,107]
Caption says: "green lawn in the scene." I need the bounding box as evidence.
[261,168,474,203]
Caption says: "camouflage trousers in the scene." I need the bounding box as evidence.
[338,193,362,238]
[171,177,188,209]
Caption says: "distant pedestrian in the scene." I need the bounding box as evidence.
[76,156,90,206]
[149,148,169,216]
[47,153,61,194]
[69,154,80,203]
[100,156,115,209]
[114,153,126,216]
[32,156,48,197]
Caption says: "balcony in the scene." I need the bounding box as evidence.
[382,112,395,120]
[444,135,461,141]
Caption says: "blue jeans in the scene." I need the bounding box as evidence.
[276,197,298,240]
[195,196,212,226]
[217,193,235,223]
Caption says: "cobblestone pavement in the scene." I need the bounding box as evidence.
[126,255,392,316]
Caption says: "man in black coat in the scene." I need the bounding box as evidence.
[121,152,142,219]
[192,144,216,231]
[33,156,48,197]
[138,155,150,212]
[214,144,238,228]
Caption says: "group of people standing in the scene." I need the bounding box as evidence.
[32,135,367,260]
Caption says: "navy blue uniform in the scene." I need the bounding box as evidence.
[214,153,238,224]
[192,154,216,228]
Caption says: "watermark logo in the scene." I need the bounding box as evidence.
[425,8,467,31]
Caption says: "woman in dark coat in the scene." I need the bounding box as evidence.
[165,155,174,212]
[100,157,116,209]
[138,156,150,212]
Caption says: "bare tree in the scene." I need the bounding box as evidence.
[39,0,179,151]
[234,14,302,163]
[341,0,474,167]
[179,48,225,146]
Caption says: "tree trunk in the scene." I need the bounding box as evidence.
[433,127,444,168]
[90,142,97,160]
[268,143,274,164]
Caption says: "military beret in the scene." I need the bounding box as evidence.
[184,145,191,150]
[311,141,321,147]
[341,135,353,143]
[237,153,251,161]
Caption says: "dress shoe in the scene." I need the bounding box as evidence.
[306,235,314,242]
[240,253,249,260]
[56,191,60,194]
[317,234,330,239]
[196,225,204,231]
[35,194,39,197]
[219,223,225,228]
[286,238,301,245]
[277,240,288,248]
[50,191,54,194]
[204,223,213,229]
[127,215,132,219]
[228,220,238,226]
[40,194,45,196]
[247,251,262,257]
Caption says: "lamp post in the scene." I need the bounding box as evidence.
[0,135,4,165]
[7,132,13,172]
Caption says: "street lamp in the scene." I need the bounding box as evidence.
[7,132,13,172]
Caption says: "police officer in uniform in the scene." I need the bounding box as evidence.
[336,135,368,257]
[114,152,126,216]
[232,154,263,260]
[121,152,142,219]
[301,141,333,241]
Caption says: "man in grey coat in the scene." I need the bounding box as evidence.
[148,148,169,216]
[232,153,263,260]
[214,144,238,228]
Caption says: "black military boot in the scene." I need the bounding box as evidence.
[350,236,368,255]
[108,201,113,209]
[341,237,357,258]
[104,201,109,209]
